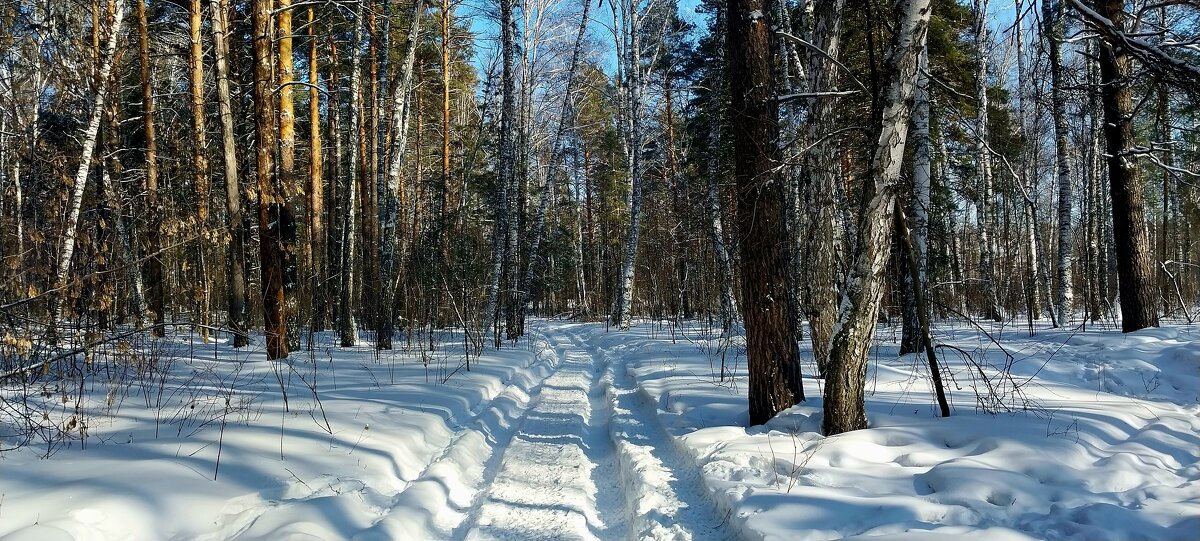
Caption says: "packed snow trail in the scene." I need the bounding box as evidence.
[455,330,630,540]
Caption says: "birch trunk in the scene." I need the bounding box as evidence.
[901,42,930,355]
[485,0,517,345]
[973,0,1002,322]
[378,0,426,349]
[800,0,847,373]
[340,0,365,347]
[822,0,932,435]
[50,0,125,340]
[1045,0,1073,323]
[613,0,644,331]
[211,0,248,347]
[519,0,591,334]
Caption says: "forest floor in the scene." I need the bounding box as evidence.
[1,318,1198,540]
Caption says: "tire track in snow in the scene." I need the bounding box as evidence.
[573,327,741,541]
[453,329,631,541]
[353,330,569,540]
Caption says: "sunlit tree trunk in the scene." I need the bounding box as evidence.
[1092,0,1159,332]
[379,0,426,349]
[190,0,211,342]
[211,0,248,347]
[50,0,126,341]
[485,0,516,345]
[728,0,805,425]
[973,0,1002,322]
[613,0,645,331]
[798,0,847,372]
[307,6,325,333]
[822,0,932,435]
[137,0,166,336]
[253,0,288,358]
[1045,0,1073,323]
[340,0,365,347]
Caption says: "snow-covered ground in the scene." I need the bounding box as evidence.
[2,318,1198,540]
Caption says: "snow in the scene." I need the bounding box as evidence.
[2,318,1199,540]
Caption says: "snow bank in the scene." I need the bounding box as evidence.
[582,320,1200,541]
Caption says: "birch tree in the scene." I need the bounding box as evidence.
[822,0,933,435]
[212,0,248,347]
[50,0,125,339]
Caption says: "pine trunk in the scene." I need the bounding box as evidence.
[1093,0,1159,332]
[137,0,166,336]
[728,0,804,426]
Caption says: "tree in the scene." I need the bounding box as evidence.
[253,0,288,359]
[137,0,166,336]
[50,0,126,340]
[822,0,933,435]
[727,0,804,425]
[1087,0,1159,332]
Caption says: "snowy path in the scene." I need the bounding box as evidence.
[455,331,629,540]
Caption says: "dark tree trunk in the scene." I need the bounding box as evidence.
[253,0,288,359]
[1093,0,1159,333]
[727,0,804,426]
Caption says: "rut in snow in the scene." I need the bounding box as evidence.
[456,331,630,541]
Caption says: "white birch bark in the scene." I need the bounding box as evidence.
[1045,0,1073,322]
[339,0,365,347]
[822,0,932,435]
[613,0,645,330]
[378,0,427,349]
[973,0,1003,322]
[50,0,126,336]
[518,0,591,331]
[901,41,931,354]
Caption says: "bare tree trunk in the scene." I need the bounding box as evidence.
[485,0,516,345]
[50,0,126,340]
[798,0,847,373]
[1092,0,1159,332]
[613,0,645,331]
[728,0,804,425]
[211,0,248,347]
[340,0,365,347]
[137,0,166,336]
[278,0,301,349]
[378,0,426,349]
[973,0,1002,322]
[706,131,738,333]
[1084,42,1103,322]
[822,0,932,435]
[519,0,591,334]
[307,6,325,333]
[1044,0,1073,323]
[901,42,930,355]
[253,0,288,358]
[190,0,211,342]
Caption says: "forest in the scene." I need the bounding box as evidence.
[0,0,1198,538]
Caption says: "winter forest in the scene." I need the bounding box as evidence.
[1,0,1199,538]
